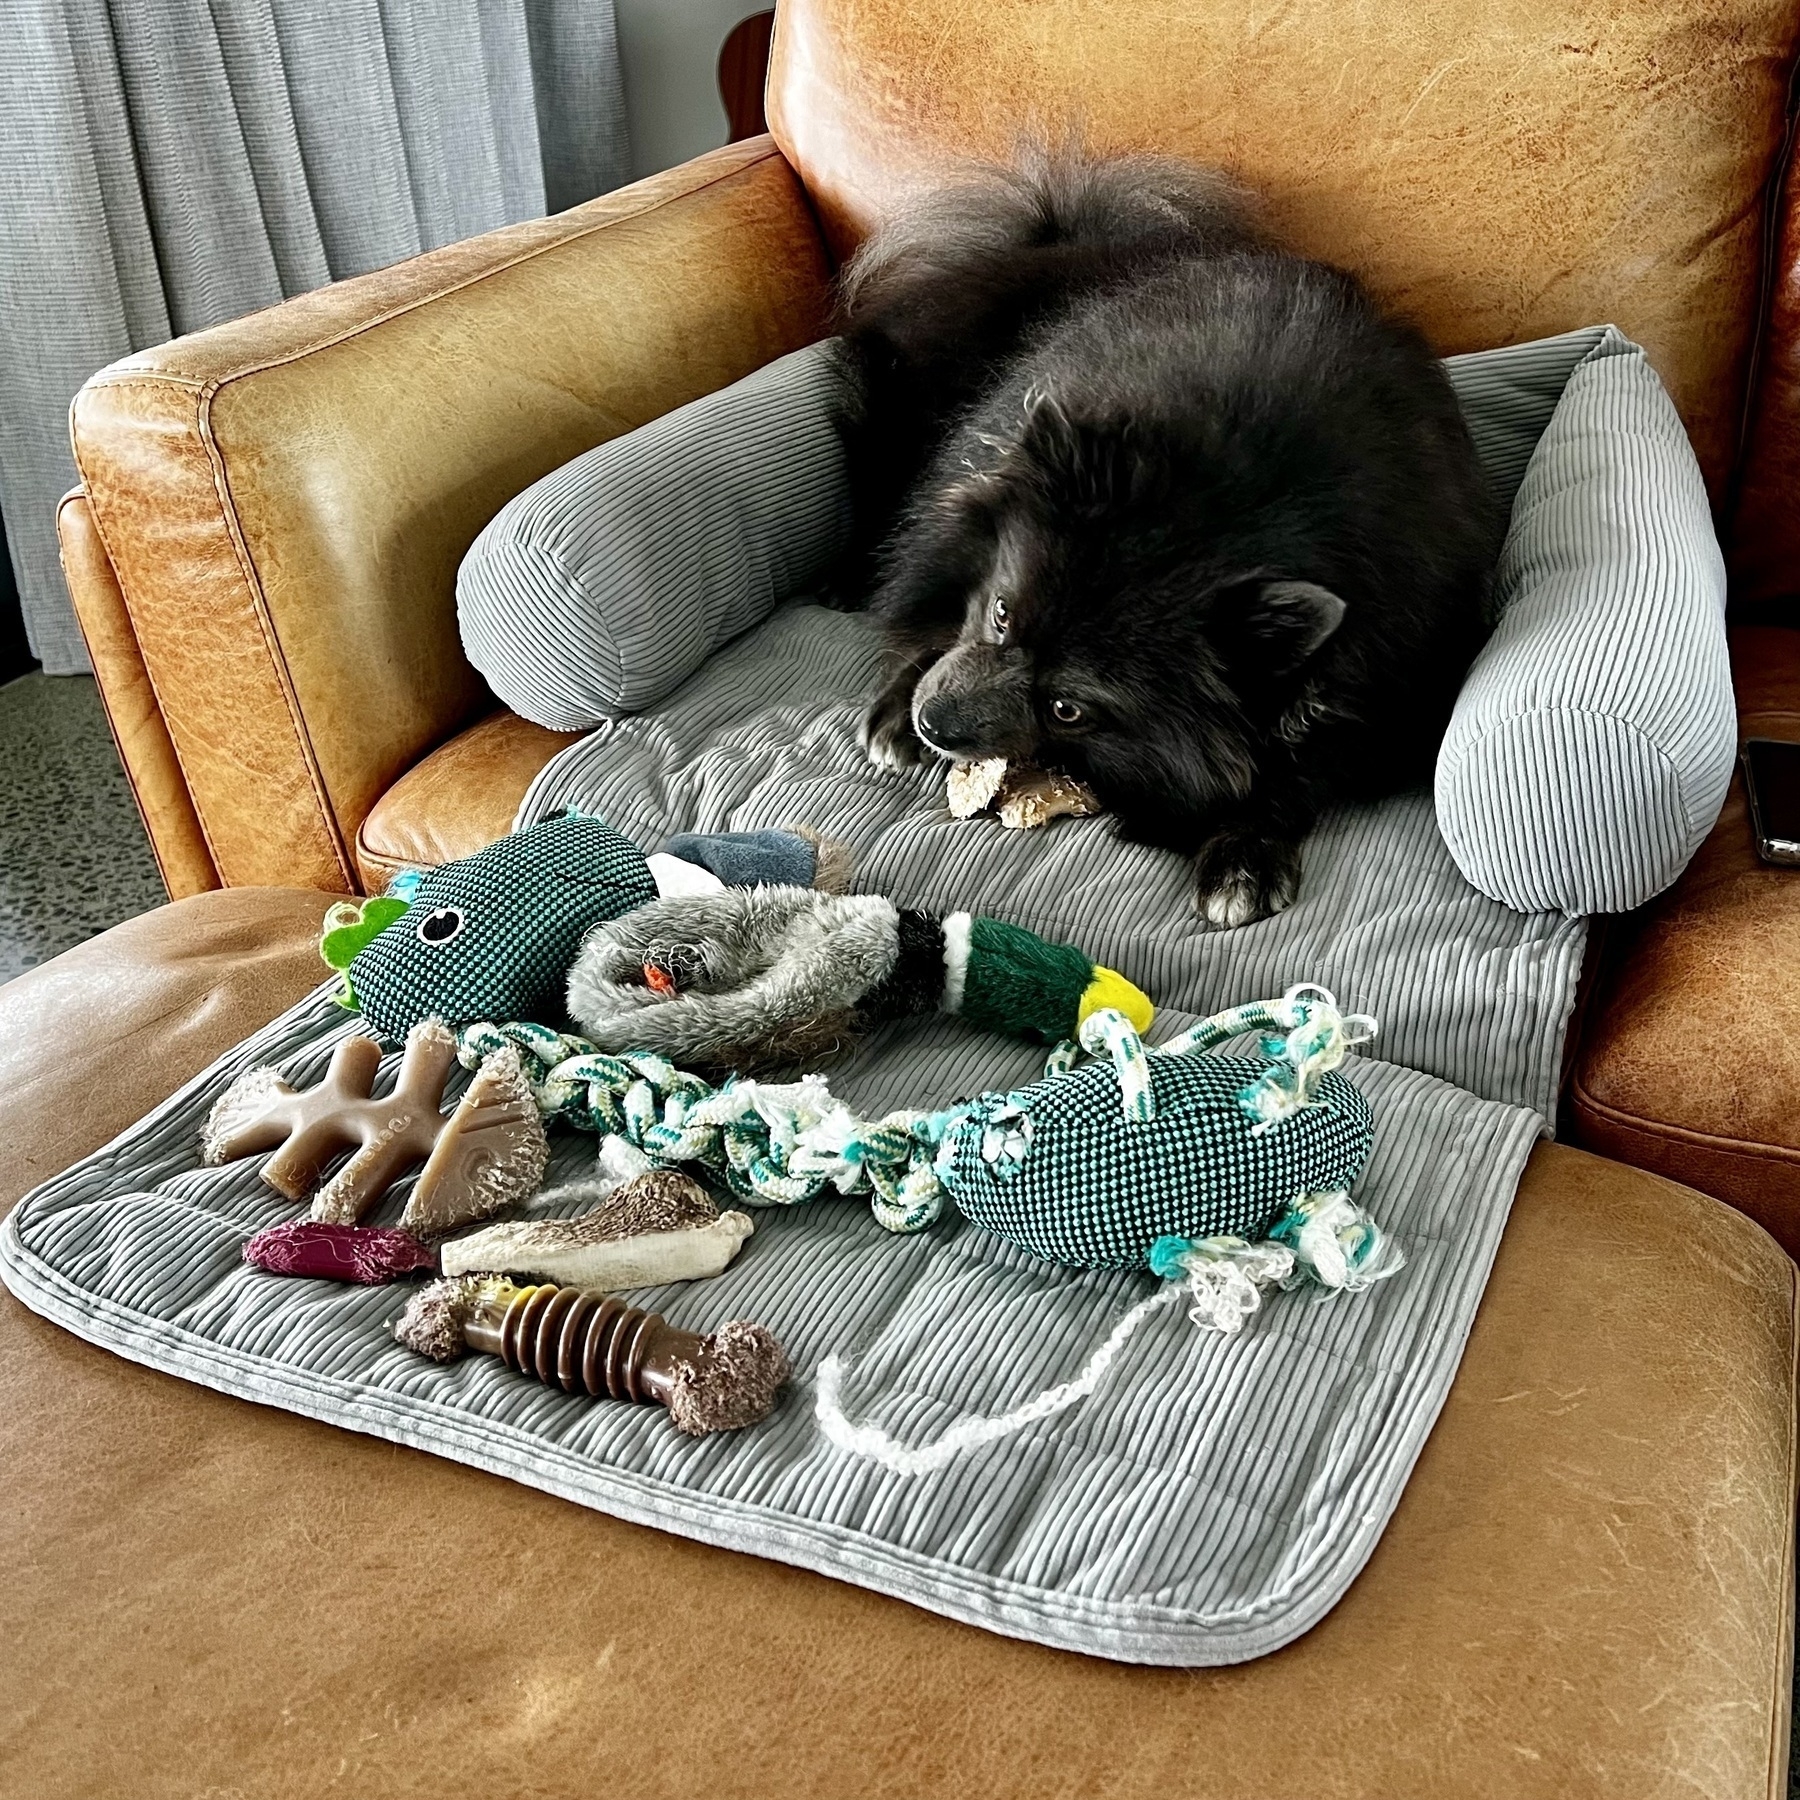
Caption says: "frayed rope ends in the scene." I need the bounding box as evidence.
[1268,1189,1407,1294]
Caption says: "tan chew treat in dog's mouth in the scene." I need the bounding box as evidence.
[946,757,1009,819]
[947,758,1102,829]
[396,1276,790,1435]
[995,765,1104,829]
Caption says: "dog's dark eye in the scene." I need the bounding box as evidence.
[991,597,1009,637]
[1049,698,1084,726]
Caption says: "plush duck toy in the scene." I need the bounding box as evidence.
[565,885,1154,1076]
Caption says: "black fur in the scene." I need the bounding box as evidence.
[857,909,949,1026]
[840,151,1499,926]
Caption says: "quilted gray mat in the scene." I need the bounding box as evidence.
[1,605,1566,1664]
[2,985,1540,1664]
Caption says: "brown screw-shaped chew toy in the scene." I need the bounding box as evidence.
[395,1277,791,1435]
[202,1019,547,1233]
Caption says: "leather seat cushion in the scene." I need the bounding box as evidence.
[1571,626,1800,1257]
[0,890,1792,1798]
[354,708,583,891]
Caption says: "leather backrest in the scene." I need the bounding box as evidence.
[768,0,1800,498]
[1730,129,1800,604]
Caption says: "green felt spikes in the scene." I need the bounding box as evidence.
[320,896,411,1007]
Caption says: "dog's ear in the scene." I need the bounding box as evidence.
[1220,580,1346,673]
[1013,389,1152,514]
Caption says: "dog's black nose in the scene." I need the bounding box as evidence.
[916,695,984,754]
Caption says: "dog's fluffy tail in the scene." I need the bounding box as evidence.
[840,147,1258,340]
[834,149,1259,555]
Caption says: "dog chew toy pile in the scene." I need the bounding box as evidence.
[451,985,1399,1468]
[565,884,1154,1076]
[207,808,1399,1461]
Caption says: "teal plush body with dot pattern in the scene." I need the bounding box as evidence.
[939,1044,1373,1270]
[328,815,656,1042]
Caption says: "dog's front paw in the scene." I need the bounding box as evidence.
[1192,832,1301,929]
[859,684,923,770]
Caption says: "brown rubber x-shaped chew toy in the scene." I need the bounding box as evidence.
[202,1019,548,1234]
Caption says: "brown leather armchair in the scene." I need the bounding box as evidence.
[7,3,1799,1794]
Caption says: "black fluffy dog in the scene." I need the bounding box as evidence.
[841,153,1499,925]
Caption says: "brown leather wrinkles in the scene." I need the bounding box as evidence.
[72,139,834,894]
[768,0,1800,495]
[1732,114,1800,603]
[0,1084,1789,1791]
[55,490,214,900]
[1570,626,1800,1254]
[355,710,584,891]
[70,376,352,890]
[0,889,340,1204]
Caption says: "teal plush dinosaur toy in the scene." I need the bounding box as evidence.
[320,814,658,1042]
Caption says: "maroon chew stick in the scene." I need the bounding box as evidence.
[244,1221,438,1285]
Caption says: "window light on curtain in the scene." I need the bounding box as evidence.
[0,0,630,673]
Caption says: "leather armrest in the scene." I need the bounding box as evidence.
[56,489,213,899]
[70,137,833,894]
[354,710,583,891]
[1568,624,1800,1255]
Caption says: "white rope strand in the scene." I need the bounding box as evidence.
[814,1283,1182,1476]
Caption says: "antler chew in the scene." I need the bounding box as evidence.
[438,1168,753,1288]
[203,1019,547,1233]
[402,1044,548,1234]
[395,1277,790,1435]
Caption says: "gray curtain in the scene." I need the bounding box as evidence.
[0,0,630,674]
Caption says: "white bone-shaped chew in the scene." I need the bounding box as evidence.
[439,1167,752,1289]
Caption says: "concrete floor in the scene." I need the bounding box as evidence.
[0,673,166,983]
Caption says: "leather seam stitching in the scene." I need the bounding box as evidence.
[193,381,358,892]
[66,436,232,886]
[1770,1262,1798,1800]
[1727,40,1800,522]
[55,494,190,900]
[1570,1080,1800,1166]
[92,147,788,397]
[82,373,205,392]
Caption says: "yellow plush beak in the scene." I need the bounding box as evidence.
[1076,965,1155,1034]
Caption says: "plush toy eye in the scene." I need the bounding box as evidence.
[991,597,1009,636]
[415,906,465,945]
[1049,698,1084,726]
